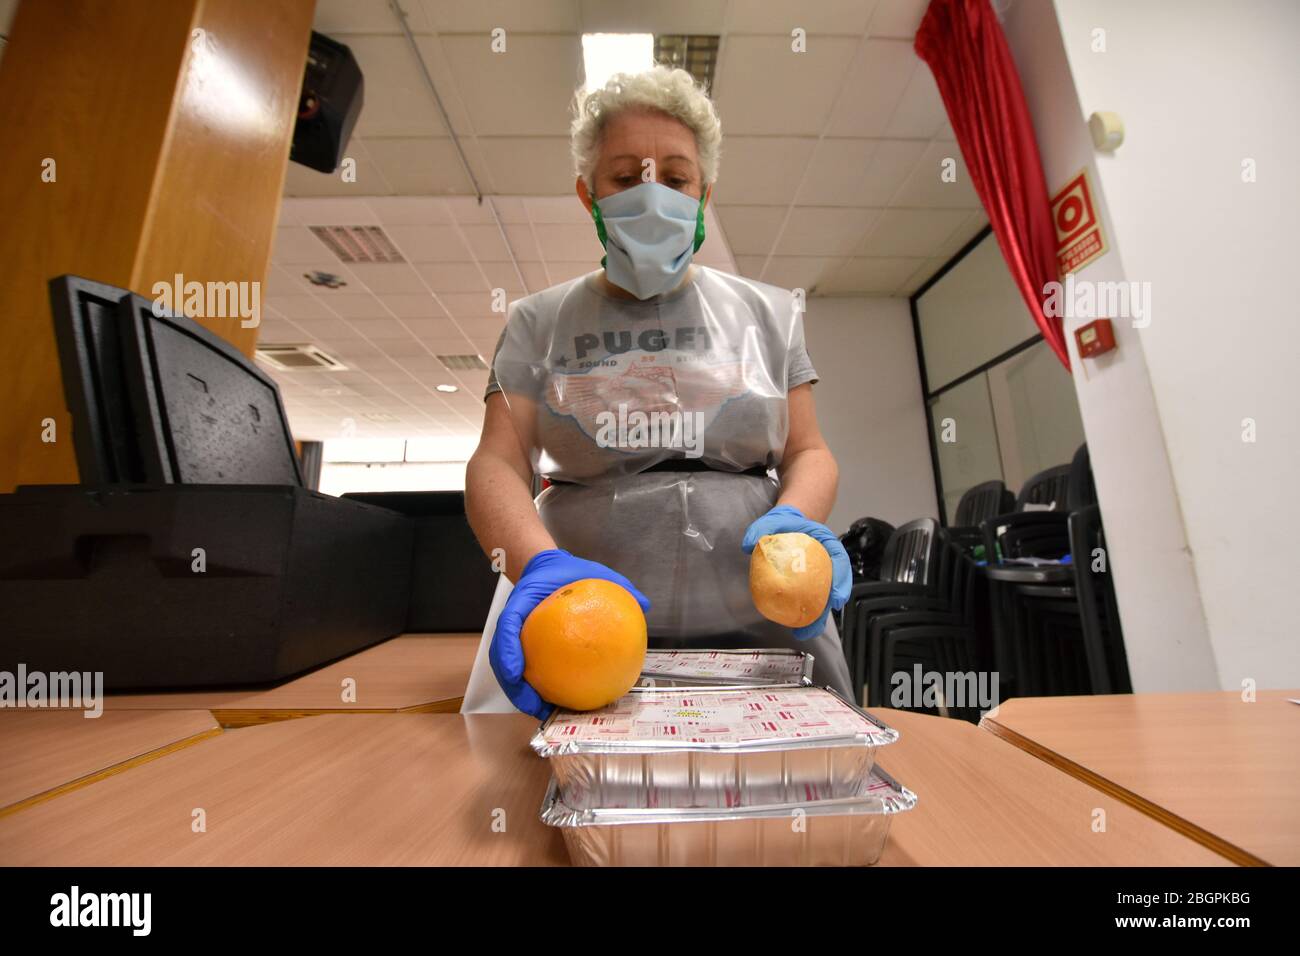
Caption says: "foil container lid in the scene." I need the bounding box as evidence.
[634,648,814,688]
[540,764,918,828]
[532,685,898,757]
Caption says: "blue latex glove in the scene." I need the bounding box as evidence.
[741,505,853,641]
[490,549,652,720]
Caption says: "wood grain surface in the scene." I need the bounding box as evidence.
[0,709,221,816]
[981,691,1300,866]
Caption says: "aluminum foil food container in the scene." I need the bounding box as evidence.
[540,764,916,866]
[531,685,898,809]
[634,648,814,688]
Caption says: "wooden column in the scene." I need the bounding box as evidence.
[0,0,316,491]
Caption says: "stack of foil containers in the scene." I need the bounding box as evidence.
[534,648,916,866]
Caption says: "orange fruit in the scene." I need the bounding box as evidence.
[521,578,647,711]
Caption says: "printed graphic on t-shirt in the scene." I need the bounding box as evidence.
[545,348,750,454]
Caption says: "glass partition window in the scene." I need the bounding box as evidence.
[914,232,1086,522]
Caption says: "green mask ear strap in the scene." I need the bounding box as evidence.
[694,196,707,253]
[592,202,609,269]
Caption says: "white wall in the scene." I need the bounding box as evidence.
[1044,0,1300,689]
[1000,0,1221,691]
[803,296,938,533]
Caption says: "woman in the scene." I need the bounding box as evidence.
[465,66,853,718]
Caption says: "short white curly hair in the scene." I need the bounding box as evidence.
[570,65,722,190]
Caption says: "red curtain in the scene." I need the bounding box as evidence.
[915,0,1070,369]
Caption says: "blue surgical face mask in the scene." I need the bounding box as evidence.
[591,181,707,300]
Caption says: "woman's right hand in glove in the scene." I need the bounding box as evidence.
[489,549,652,719]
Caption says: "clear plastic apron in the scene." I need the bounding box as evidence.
[464,266,853,709]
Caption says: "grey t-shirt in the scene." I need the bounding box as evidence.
[486,266,817,482]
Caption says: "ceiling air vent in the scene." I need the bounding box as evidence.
[309,225,405,264]
[438,354,487,371]
[255,343,348,371]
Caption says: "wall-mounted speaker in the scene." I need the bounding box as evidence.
[290,31,364,174]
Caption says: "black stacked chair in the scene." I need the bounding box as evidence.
[866,532,989,722]
[949,479,1014,555]
[980,445,1131,699]
[840,518,940,705]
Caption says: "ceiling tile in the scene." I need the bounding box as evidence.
[884,61,948,139]
[436,292,500,317]
[715,206,787,256]
[857,138,930,205]
[530,222,604,261]
[477,137,575,195]
[579,0,727,34]
[857,207,971,257]
[714,36,860,136]
[404,317,464,339]
[825,39,915,137]
[282,138,394,198]
[348,262,430,295]
[461,223,513,261]
[726,0,877,35]
[711,137,817,206]
[868,0,930,39]
[775,206,880,257]
[501,224,542,261]
[898,256,947,296]
[890,141,981,209]
[422,0,580,33]
[380,294,445,318]
[286,197,383,226]
[347,316,413,339]
[817,256,926,294]
[415,262,491,292]
[756,256,843,292]
[323,293,391,319]
[365,197,454,225]
[273,227,331,264]
[363,136,481,195]
[435,34,581,137]
[383,224,473,262]
[795,138,879,206]
[480,261,529,293]
[523,196,591,224]
[265,294,335,320]
[518,261,553,292]
[933,209,989,261]
[344,36,449,137]
[314,0,431,34]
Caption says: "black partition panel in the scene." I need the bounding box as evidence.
[115,293,302,485]
[48,276,144,483]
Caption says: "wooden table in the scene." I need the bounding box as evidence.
[0,708,1227,866]
[97,634,480,726]
[871,709,1228,866]
[0,710,221,818]
[0,713,565,866]
[981,690,1300,866]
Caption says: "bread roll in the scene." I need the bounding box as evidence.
[749,532,833,628]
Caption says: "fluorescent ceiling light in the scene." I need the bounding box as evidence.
[582,33,654,92]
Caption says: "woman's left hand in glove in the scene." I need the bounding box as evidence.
[741,504,853,641]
